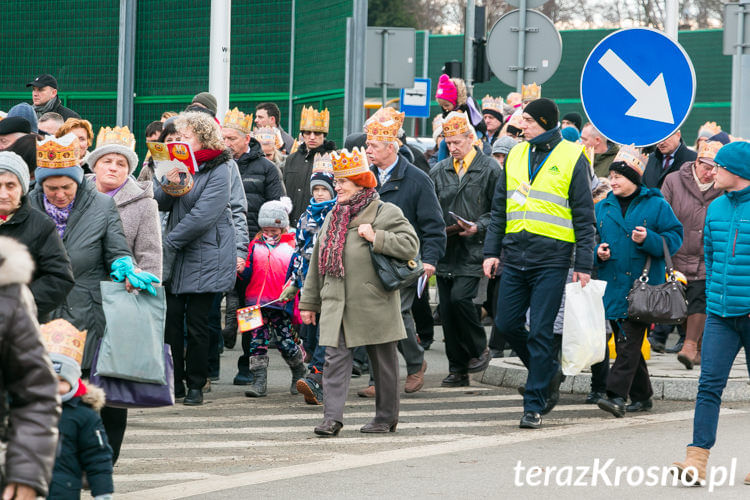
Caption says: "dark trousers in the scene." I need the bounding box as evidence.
[208,292,223,378]
[494,266,568,413]
[165,292,216,391]
[606,319,653,401]
[100,406,127,464]
[436,276,486,374]
[411,284,434,342]
[589,332,611,393]
[302,320,326,373]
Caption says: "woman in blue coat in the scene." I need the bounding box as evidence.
[594,146,683,418]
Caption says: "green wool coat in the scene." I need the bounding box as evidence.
[299,199,419,348]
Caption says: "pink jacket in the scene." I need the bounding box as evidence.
[242,233,295,307]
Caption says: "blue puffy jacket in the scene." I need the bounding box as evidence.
[705,185,750,317]
[595,187,683,319]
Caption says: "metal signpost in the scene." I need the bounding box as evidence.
[365,27,416,107]
[486,8,561,90]
[580,28,696,147]
[724,1,750,139]
[399,78,431,118]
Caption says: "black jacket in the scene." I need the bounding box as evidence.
[283,140,337,228]
[0,237,60,498]
[429,147,501,277]
[0,197,74,320]
[48,385,113,499]
[642,140,697,189]
[237,138,285,235]
[46,97,80,121]
[372,156,446,266]
[483,131,597,274]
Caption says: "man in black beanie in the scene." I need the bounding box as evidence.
[482,97,596,429]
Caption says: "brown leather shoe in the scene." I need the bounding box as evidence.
[404,360,427,393]
[360,421,397,433]
[314,419,343,437]
[357,385,376,398]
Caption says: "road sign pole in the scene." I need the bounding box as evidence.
[380,29,390,107]
[665,0,679,40]
[208,0,231,119]
[731,1,750,137]
[515,0,527,91]
[464,0,475,92]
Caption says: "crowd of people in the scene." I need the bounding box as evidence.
[1,70,749,497]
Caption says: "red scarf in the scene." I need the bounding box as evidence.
[319,188,379,278]
[194,148,224,165]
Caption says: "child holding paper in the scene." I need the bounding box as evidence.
[237,197,306,398]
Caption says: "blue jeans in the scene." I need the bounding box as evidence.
[495,265,569,413]
[690,313,750,449]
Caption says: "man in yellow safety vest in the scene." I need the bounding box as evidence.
[483,98,596,429]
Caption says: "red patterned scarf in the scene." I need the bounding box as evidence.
[319,188,379,278]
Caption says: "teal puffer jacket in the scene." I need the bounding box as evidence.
[705,185,750,317]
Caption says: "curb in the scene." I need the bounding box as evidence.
[481,356,750,402]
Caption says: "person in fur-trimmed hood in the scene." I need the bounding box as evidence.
[0,237,60,500]
[40,319,114,500]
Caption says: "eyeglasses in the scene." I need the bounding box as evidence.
[302,130,324,137]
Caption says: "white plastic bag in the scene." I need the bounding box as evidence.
[561,279,607,376]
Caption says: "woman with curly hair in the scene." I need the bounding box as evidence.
[153,111,236,406]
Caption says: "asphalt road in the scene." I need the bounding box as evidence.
[115,330,750,499]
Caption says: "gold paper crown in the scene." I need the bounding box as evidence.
[365,107,405,144]
[331,147,369,178]
[442,111,472,137]
[299,106,329,134]
[252,126,283,150]
[698,121,721,137]
[522,83,542,101]
[40,319,87,366]
[697,140,722,163]
[95,126,136,151]
[506,92,522,107]
[37,133,80,169]
[312,152,333,175]
[223,107,253,134]
[614,144,647,175]
[481,95,505,113]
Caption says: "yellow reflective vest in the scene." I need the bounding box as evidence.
[505,140,583,243]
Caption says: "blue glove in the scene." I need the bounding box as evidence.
[110,256,161,296]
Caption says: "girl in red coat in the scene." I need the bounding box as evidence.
[237,198,306,397]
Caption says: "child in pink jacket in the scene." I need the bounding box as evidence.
[237,198,306,397]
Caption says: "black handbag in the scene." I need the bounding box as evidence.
[626,237,687,325]
[368,204,424,291]
[369,245,424,291]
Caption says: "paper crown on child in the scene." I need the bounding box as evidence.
[697,140,722,165]
[40,318,87,366]
[614,144,647,175]
[223,107,253,135]
[312,152,333,174]
[36,133,79,169]
[442,111,472,137]
[253,126,283,150]
[364,107,405,144]
[521,82,542,102]
[481,95,505,114]
[299,106,329,134]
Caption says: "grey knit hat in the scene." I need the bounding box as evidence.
[87,144,139,175]
[258,197,293,228]
[0,151,30,195]
[492,136,518,156]
[49,352,82,389]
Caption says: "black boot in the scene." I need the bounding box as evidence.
[222,291,239,349]
[285,349,307,395]
[598,396,626,418]
[244,355,269,397]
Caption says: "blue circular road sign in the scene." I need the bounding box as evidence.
[580,28,696,147]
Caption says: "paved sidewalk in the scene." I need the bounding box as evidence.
[481,350,750,401]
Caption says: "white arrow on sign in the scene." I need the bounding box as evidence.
[598,49,675,124]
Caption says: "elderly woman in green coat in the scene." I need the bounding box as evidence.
[299,147,420,437]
